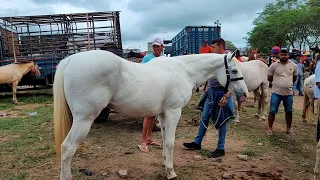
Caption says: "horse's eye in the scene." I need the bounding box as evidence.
[232,69,238,74]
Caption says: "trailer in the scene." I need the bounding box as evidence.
[170,26,221,56]
[0,11,123,87]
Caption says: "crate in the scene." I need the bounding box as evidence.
[0,11,123,85]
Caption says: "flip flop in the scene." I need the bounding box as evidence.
[148,141,161,146]
[138,145,149,153]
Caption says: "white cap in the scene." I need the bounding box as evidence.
[152,38,164,46]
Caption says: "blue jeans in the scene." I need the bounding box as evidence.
[292,75,303,95]
[269,93,293,113]
[194,95,231,150]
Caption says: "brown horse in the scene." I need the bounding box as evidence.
[248,49,258,60]
[0,61,41,104]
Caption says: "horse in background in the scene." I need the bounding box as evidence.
[0,61,41,104]
[53,50,248,180]
[248,49,258,60]
[232,60,269,122]
[302,74,317,124]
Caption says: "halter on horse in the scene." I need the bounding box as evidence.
[0,61,41,104]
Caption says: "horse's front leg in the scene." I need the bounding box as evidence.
[162,108,181,179]
[157,114,166,166]
[233,98,240,123]
[315,140,320,178]
[11,81,19,104]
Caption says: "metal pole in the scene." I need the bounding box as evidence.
[86,13,91,50]
[10,17,17,62]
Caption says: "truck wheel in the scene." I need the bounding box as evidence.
[94,107,111,123]
[152,116,161,132]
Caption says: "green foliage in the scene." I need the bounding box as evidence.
[246,0,319,54]
[225,40,237,50]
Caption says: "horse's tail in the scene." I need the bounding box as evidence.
[53,58,72,160]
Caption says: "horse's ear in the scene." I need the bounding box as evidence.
[229,49,237,61]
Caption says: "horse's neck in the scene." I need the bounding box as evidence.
[177,54,224,88]
[14,63,33,75]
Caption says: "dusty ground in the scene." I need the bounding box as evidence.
[0,87,317,180]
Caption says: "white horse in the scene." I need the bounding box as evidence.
[232,60,269,122]
[240,56,249,62]
[302,74,317,124]
[53,50,248,180]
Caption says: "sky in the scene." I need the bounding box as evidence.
[0,0,274,51]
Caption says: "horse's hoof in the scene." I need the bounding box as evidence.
[167,171,177,179]
[12,100,18,105]
[254,114,259,118]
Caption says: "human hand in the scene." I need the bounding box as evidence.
[218,95,228,107]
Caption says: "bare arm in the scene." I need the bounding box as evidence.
[293,75,297,83]
[317,82,320,89]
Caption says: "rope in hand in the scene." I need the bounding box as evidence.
[200,107,222,130]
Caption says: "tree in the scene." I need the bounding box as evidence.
[245,0,318,54]
[225,40,237,50]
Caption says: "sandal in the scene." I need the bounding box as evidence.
[138,145,149,153]
[148,141,161,146]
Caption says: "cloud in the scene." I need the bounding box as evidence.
[0,0,274,51]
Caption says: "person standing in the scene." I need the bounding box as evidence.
[266,49,298,135]
[292,54,304,96]
[183,38,246,158]
[138,37,164,152]
[196,40,213,92]
[200,40,212,54]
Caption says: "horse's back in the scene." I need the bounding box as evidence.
[62,50,125,107]
[241,60,268,91]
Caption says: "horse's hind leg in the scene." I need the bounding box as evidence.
[302,89,309,122]
[61,118,94,179]
[259,83,268,121]
[162,108,181,179]
[61,92,111,179]
[253,89,261,119]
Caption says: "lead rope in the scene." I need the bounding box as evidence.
[200,106,222,130]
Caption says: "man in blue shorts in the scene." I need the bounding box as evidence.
[266,49,298,135]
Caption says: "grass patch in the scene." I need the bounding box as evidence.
[0,104,54,179]
[241,148,257,157]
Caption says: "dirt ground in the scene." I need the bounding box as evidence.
[0,87,317,180]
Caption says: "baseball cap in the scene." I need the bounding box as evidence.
[152,38,164,46]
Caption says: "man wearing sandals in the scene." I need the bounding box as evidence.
[138,37,164,152]
[183,38,246,158]
[266,49,298,136]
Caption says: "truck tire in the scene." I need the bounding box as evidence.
[94,107,111,123]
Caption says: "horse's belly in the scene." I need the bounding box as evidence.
[0,69,17,84]
[108,99,163,117]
